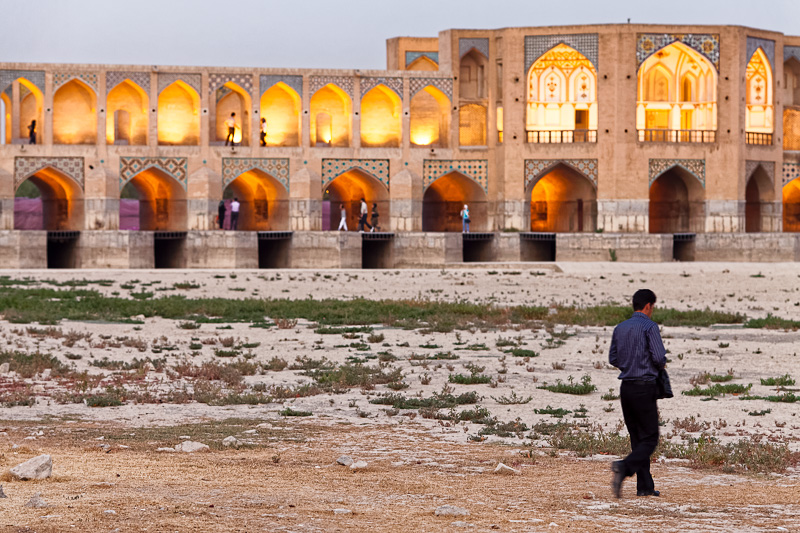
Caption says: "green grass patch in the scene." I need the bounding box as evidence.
[279,408,312,417]
[369,391,479,409]
[760,374,795,387]
[449,373,492,385]
[683,383,752,397]
[538,375,597,395]
[507,348,539,358]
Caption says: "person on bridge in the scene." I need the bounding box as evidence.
[260,117,267,147]
[337,203,348,231]
[357,198,372,232]
[230,197,240,230]
[28,120,36,145]
[370,203,380,232]
[217,199,226,229]
[225,113,237,146]
[460,204,470,233]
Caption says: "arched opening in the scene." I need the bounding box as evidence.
[360,85,401,148]
[260,82,301,147]
[310,84,351,147]
[783,178,800,233]
[410,85,450,147]
[215,82,250,146]
[649,167,705,233]
[459,104,486,146]
[407,56,438,71]
[745,48,773,136]
[745,166,773,233]
[120,168,187,231]
[1,93,9,144]
[322,169,389,231]
[422,172,487,232]
[528,164,597,232]
[783,58,800,151]
[526,44,597,142]
[157,80,200,145]
[220,169,289,231]
[106,79,148,145]
[459,49,487,100]
[637,42,717,142]
[14,168,84,230]
[53,79,96,145]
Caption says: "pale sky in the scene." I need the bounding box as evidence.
[1,0,798,69]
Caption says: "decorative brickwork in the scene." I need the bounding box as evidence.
[53,72,98,92]
[209,73,253,96]
[525,34,599,72]
[423,160,488,193]
[409,77,453,99]
[157,73,202,95]
[360,77,403,99]
[524,159,598,191]
[119,157,188,190]
[260,75,303,97]
[786,46,800,64]
[322,159,389,189]
[649,158,705,187]
[310,76,353,99]
[105,72,150,95]
[745,160,775,184]
[459,38,489,59]
[14,157,84,189]
[221,158,290,190]
[746,37,775,69]
[784,162,800,186]
[0,70,45,95]
[637,34,720,71]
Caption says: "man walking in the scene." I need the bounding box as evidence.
[337,203,348,231]
[225,113,237,146]
[357,198,371,232]
[230,197,240,230]
[608,289,666,498]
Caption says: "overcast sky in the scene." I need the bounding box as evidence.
[2,0,798,70]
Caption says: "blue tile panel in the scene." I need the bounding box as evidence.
[322,159,390,189]
[119,157,188,191]
[209,73,254,97]
[53,72,98,92]
[14,157,84,189]
[0,70,46,96]
[423,160,488,193]
[746,37,775,69]
[745,160,774,184]
[525,34,599,72]
[360,77,403,99]
[459,38,489,59]
[637,34,720,71]
[649,159,705,188]
[784,162,800,187]
[405,51,439,66]
[785,46,800,64]
[221,158,290,191]
[260,75,303,98]
[524,160,598,192]
[409,77,453,99]
[157,73,202,95]
[106,72,150,95]
[310,76,354,99]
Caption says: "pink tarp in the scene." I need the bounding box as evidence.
[13,198,43,230]
[119,199,139,230]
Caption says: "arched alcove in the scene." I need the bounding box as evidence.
[422,172,487,232]
[121,168,187,231]
[1,93,9,144]
[158,80,200,145]
[106,79,148,145]
[459,49,487,100]
[528,164,597,232]
[310,84,351,147]
[459,104,486,146]
[215,82,251,146]
[782,58,800,150]
[260,82,301,147]
[323,169,388,231]
[360,85,401,147]
[745,166,773,233]
[407,56,438,71]
[410,85,450,147]
[14,168,84,230]
[745,48,774,136]
[53,79,97,144]
[221,169,289,231]
[783,178,800,233]
[649,167,705,233]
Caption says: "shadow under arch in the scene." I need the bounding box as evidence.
[106,79,149,145]
[222,169,289,231]
[323,169,389,231]
[422,171,487,232]
[745,165,774,233]
[121,167,187,231]
[783,177,800,233]
[53,78,97,145]
[14,167,84,230]
[649,166,705,233]
[260,81,301,147]
[527,163,597,232]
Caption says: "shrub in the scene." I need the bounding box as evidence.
[280,407,312,417]
[683,383,752,397]
[538,375,597,395]
[449,373,492,385]
[760,374,795,387]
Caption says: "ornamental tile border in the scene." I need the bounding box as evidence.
[405,51,439,66]
[783,162,800,187]
[221,158,290,191]
[0,70,45,95]
[119,157,188,191]
[209,73,254,96]
[524,159,598,191]
[260,75,303,98]
[648,158,705,188]
[309,76,353,99]
[524,34,599,72]
[423,159,488,193]
[785,46,800,64]
[14,157,84,189]
[636,33,720,71]
[746,37,775,69]
[459,38,489,59]
[157,73,202,95]
[745,160,775,184]
[321,159,390,189]
[360,77,403,99]
[53,72,98,92]
[409,77,453,99]
[105,72,150,95]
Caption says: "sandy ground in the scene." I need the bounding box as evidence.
[0,263,799,531]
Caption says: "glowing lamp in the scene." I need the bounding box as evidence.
[233,126,243,144]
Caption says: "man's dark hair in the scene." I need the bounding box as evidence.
[632,289,657,311]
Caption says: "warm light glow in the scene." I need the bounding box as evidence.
[158,80,200,146]
[260,82,301,147]
[360,85,401,147]
[783,178,800,232]
[53,79,96,144]
[529,165,596,232]
[126,168,188,231]
[410,85,449,147]
[410,131,434,145]
[745,48,773,134]
[16,167,84,230]
[106,79,148,145]
[310,84,351,147]
[225,169,290,230]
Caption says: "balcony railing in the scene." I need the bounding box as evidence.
[526,129,597,143]
[638,129,716,143]
[745,132,773,145]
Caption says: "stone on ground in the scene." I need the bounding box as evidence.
[333,508,352,514]
[0,363,9,374]
[451,521,474,528]
[435,504,469,517]
[9,454,52,480]
[0,484,6,498]
[349,460,368,470]
[336,455,354,466]
[174,441,210,453]
[222,436,242,448]
[493,462,521,475]
[24,492,47,508]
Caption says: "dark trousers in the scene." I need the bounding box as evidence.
[225,127,235,146]
[230,212,239,230]
[218,211,225,229]
[357,214,371,232]
[260,131,266,146]
[619,380,659,492]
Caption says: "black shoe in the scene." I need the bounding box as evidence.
[611,461,625,499]
[637,490,660,497]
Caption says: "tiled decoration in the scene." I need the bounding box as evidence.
[310,76,353,99]
[360,77,403,99]
[409,77,453,99]
[0,70,45,96]
[459,38,489,59]
[260,75,303,98]
[524,34,599,72]
[322,159,390,189]
[105,72,150,95]
[637,34,720,71]
[405,51,439,67]
[423,160,488,193]
[222,158,290,190]
[14,157,85,189]
[53,72,98,92]
[157,73,202,95]
[524,159,598,191]
[745,160,775,184]
[19,84,30,100]
[216,86,233,102]
[784,162,800,186]
[746,37,775,69]
[209,73,253,97]
[649,158,705,187]
[119,157,188,191]
[785,46,800,64]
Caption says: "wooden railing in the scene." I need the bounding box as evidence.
[526,130,597,143]
[745,132,773,145]
[638,129,716,143]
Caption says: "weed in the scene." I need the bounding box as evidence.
[507,348,538,358]
[369,391,479,409]
[367,333,385,343]
[534,405,571,418]
[304,363,402,391]
[449,373,492,385]
[279,408,312,417]
[492,390,533,404]
[683,383,752,397]
[600,388,619,401]
[538,375,597,395]
[760,374,795,387]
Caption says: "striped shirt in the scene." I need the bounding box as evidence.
[608,312,667,381]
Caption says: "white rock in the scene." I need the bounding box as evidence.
[174,441,210,453]
[24,492,48,508]
[333,508,352,515]
[336,455,354,466]
[41,369,51,379]
[156,447,176,453]
[243,429,258,435]
[435,505,469,517]
[9,454,52,480]
[451,521,474,528]
[349,460,368,470]
[222,436,241,448]
[178,435,190,440]
[32,385,45,393]
[0,363,9,374]
[493,462,521,475]
[104,510,117,515]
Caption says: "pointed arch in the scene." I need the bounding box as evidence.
[157,80,200,145]
[745,164,774,233]
[360,84,401,148]
[14,167,84,230]
[222,169,289,231]
[122,167,187,231]
[53,78,96,144]
[323,168,389,231]
[215,82,251,145]
[649,166,705,233]
[410,85,450,147]
[746,47,774,135]
[260,81,301,147]
[783,177,800,232]
[527,163,597,232]
[106,79,148,145]
[406,55,438,71]
[310,83,351,147]
[1,92,10,144]
[422,171,488,232]
[459,49,487,100]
